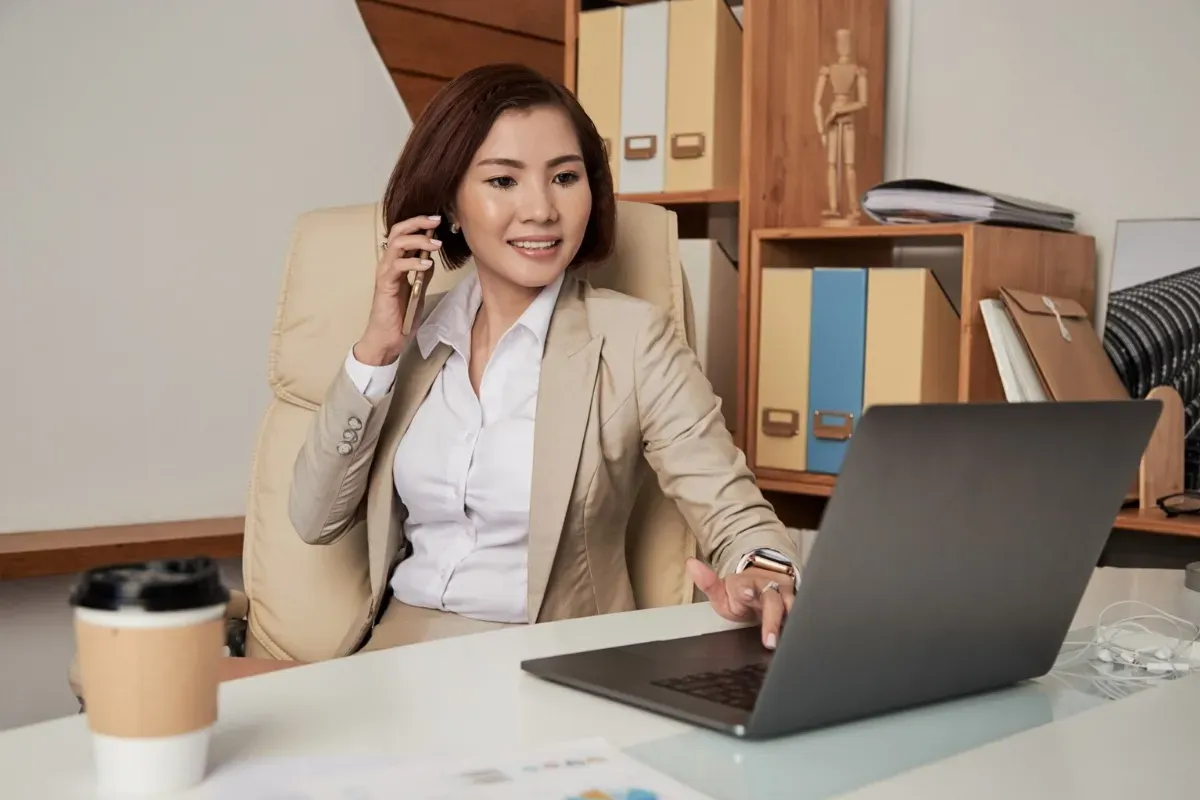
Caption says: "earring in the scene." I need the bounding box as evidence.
[450,221,460,234]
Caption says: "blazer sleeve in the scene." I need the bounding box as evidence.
[634,306,801,577]
[288,365,396,546]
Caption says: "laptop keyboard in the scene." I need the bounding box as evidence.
[650,662,767,711]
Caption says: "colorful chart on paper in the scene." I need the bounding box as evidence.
[203,738,711,800]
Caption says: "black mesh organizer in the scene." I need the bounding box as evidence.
[1103,265,1200,490]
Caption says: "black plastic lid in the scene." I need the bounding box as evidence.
[69,557,230,612]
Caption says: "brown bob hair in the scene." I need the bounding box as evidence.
[381,63,615,270]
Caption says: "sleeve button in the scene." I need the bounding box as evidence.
[336,442,353,456]
[347,417,363,431]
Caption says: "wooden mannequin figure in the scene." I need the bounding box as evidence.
[813,28,868,226]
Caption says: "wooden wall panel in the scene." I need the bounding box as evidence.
[390,72,447,116]
[377,0,565,42]
[358,0,566,119]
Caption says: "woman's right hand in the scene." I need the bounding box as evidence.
[353,214,443,366]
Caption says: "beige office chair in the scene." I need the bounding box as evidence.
[239,200,703,663]
[67,200,703,699]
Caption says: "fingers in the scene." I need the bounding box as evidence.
[385,232,442,259]
[760,588,785,650]
[727,575,758,619]
[686,558,734,619]
[685,557,722,597]
[378,256,434,293]
[387,214,442,239]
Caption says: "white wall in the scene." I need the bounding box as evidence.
[0,0,410,730]
[886,0,1200,324]
[0,0,413,533]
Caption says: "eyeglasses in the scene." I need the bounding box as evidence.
[1156,491,1200,517]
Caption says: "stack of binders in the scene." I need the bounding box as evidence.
[756,267,961,475]
[575,0,742,195]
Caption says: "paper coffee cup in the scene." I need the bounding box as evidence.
[70,557,230,796]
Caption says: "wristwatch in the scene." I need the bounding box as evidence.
[735,548,797,580]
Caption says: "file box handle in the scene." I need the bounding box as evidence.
[624,135,658,161]
[761,408,800,438]
[670,132,706,160]
[812,410,854,441]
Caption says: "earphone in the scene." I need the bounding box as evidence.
[1095,646,1191,671]
[1051,600,1200,700]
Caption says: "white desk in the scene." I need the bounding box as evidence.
[2,603,1198,799]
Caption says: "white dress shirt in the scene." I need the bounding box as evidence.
[343,272,564,624]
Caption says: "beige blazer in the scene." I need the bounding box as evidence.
[288,272,798,652]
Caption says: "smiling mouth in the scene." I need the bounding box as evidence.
[509,239,562,254]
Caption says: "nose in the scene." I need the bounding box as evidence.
[519,181,558,225]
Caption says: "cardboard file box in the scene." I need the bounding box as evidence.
[577,7,624,188]
[756,268,812,471]
[679,240,738,428]
[618,0,670,193]
[807,268,868,475]
[664,0,742,193]
[863,268,960,409]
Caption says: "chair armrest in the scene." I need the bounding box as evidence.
[224,588,249,657]
[226,588,249,620]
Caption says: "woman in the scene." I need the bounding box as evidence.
[289,63,801,654]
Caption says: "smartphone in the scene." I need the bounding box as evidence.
[401,230,434,335]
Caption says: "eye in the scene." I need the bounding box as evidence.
[553,171,581,186]
[487,176,517,189]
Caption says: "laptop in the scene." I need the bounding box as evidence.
[521,400,1161,740]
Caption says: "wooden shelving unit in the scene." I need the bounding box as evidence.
[743,222,1097,485]
[1115,509,1200,538]
[564,0,889,432]
[745,222,1101,496]
[739,224,1200,544]
[562,1,1200,558]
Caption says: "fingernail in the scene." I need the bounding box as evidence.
[743,588,756,599]
[428,215,441,221]
[430,239,443,247]
[419,259,433,267]
[766,633,777,649]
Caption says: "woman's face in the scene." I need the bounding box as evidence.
[453,105,592,289]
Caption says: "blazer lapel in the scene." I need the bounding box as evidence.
[365,336,452,592]
[527,275,602,622]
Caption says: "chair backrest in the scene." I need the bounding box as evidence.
[243,201,700,662]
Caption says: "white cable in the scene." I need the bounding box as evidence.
[1049,599,1200,700]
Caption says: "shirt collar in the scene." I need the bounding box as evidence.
[416,271,565,359]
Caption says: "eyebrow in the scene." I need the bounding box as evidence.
[476,154,584,169]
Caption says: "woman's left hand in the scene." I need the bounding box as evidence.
[686,558,795,651]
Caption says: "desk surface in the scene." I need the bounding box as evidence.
[2,604,1198,799]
